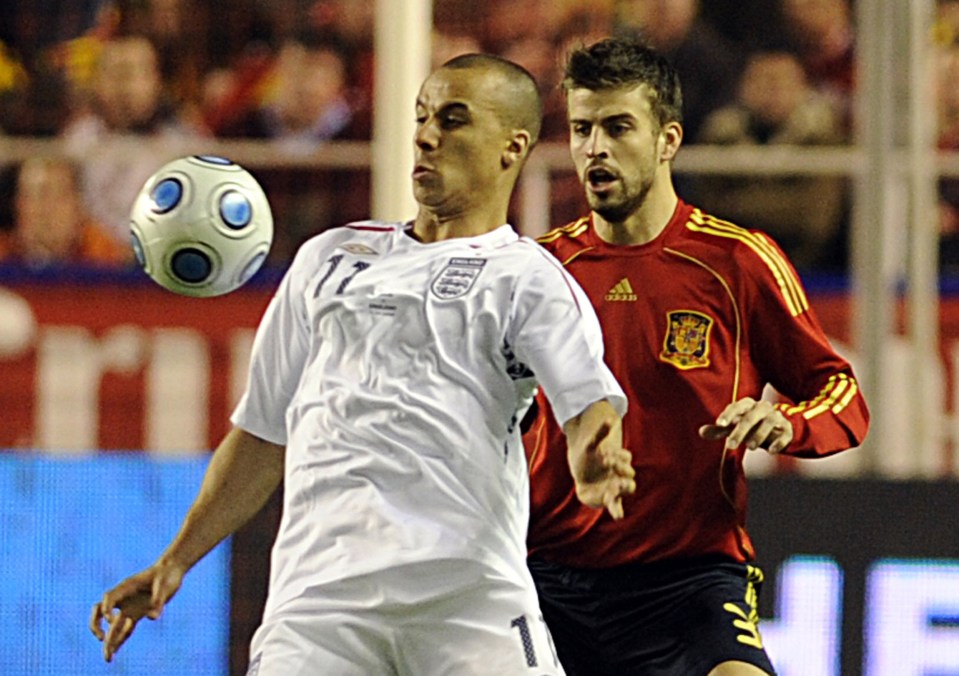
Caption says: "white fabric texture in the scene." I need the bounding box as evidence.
[232,221,625,620]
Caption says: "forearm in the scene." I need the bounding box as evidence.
[563,399,622,461]
[562,398,631,513]
[157,426,285,572]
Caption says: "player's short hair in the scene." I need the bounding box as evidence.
[562,37,683,129]
[440,53,543,146]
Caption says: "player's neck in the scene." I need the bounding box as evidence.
[593,181,678,246]
[412,207,507,243]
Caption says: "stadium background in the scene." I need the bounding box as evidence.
[1,1,958,674]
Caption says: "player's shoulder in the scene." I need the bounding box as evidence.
[295,220,398,261]
[677,206,810,312]
[676,206,798,276]
[534,217,591,255]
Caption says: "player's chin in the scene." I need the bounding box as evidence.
[584,191,609,211]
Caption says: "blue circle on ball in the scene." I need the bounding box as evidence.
[220,190,253,228]
[195,155,234,165]
[150,178,183,213]
[131,232,146,267]
[239,251,267,284]
[171,248,212,283]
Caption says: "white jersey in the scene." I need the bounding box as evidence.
[232,221,625,619]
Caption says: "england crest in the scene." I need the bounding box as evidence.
[431,257,486,299]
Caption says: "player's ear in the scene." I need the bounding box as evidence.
[659,121,683,162]
[502,130,532,169]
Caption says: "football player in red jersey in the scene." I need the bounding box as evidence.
[524,37,870,676]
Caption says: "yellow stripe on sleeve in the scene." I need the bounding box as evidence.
[802,377,849,419]
[833,378,858,414]
[686,210,809,317]
[778,373,859,420]
[536,217,589,244]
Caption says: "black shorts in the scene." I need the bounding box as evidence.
[528,555,777,676]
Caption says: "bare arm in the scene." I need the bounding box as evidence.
[157,427,285,570]
[563,399,635,520]
[90,427,284,661]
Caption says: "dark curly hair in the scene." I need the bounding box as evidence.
[562,37,684,130]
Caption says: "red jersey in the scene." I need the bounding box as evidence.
[525,200,870,567]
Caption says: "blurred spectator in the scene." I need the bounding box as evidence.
[214,29,369,263]
[306,0,375,136]
[780,0,855,134]
[199,42,275,137]
[216,30,362,148]
[59,33,205,247]
[0,2,112,137]
[0,0,105,64]
[112,0,210,125]
[613,0,745,141]
[432,30,483,70]
[0,156,129,267]
[694,50,848,270]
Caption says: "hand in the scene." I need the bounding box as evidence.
[570,418,636,520]
[90,562,185,662]
[699,397,793,454]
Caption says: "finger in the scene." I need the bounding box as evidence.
[699,424,733,441]
[614,460,635,479]
[715,398,756,427]
[149,576,168,619]
[725,405,772,449]
[766,425,794,454]
[603,447,634,475]
[725,421,754,449]
[104,614,136,663]
[90,602,105,640]
[606,474,635,517]
[605,494,624,520]
[744,417,780,450]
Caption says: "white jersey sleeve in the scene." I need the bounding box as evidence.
[508,242,626,427]
[231,235,323,445]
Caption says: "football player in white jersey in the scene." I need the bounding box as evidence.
[91,54,635,675]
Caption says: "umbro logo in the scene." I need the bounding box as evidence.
[605,278,636,301]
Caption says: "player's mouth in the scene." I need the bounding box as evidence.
[412,164,436,180]
[586,166,618,193]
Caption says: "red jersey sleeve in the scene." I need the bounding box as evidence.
[740,233,870,458]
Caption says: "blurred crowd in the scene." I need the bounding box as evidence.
[0,0,956,273]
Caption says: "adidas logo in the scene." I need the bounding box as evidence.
[605,278,636,301]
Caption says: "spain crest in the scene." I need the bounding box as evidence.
[431,257,486,299]
[660,310,713,369]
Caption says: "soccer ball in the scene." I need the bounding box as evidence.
[130,155,273,297]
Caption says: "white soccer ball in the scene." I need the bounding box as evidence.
[129,155,273,297]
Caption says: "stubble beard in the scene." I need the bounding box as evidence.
[587,177,653,225]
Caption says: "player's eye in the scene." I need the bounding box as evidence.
[440,114,467,130]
